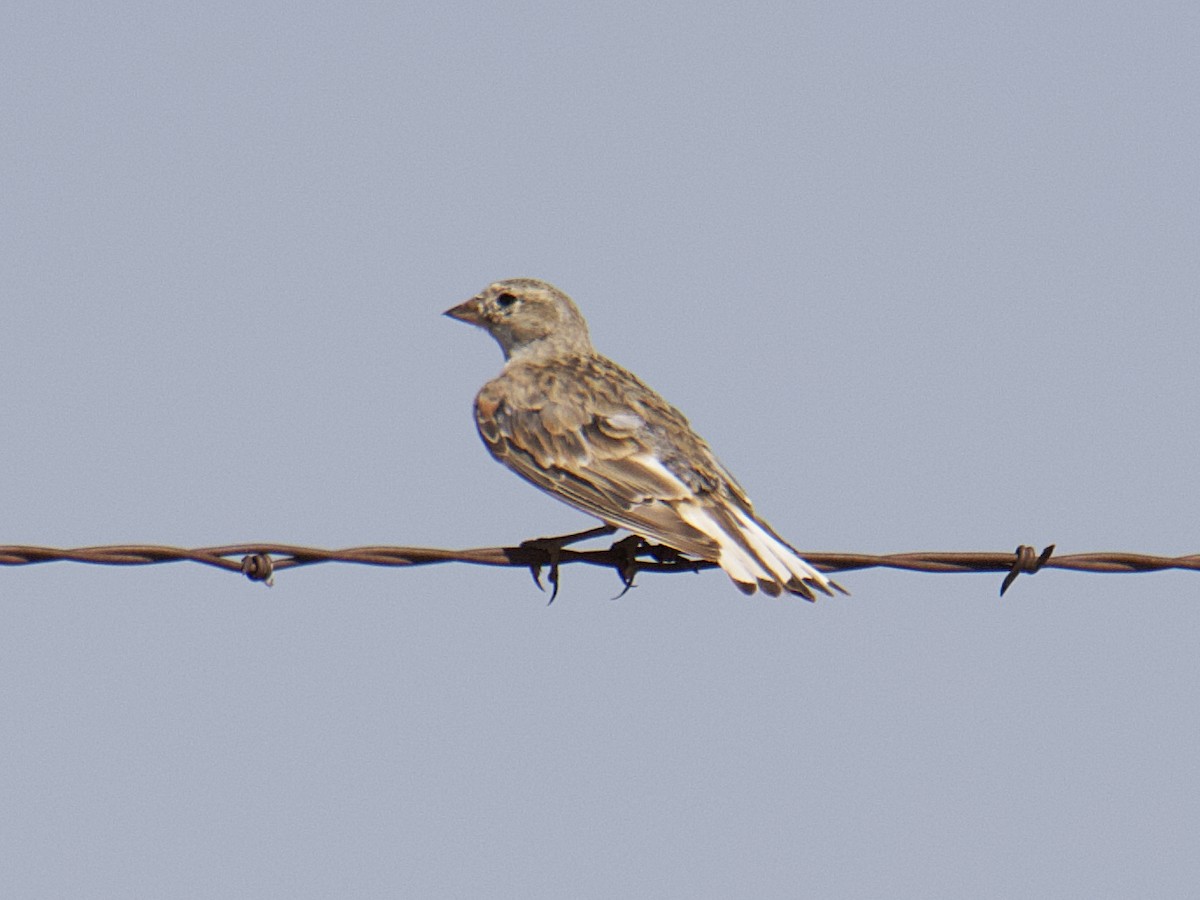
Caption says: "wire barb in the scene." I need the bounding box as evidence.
[240,553,275,586]
[1000,544,1055,596]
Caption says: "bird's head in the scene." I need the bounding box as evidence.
[445,278,594,360]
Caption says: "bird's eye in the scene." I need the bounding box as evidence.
[495,292,518,309]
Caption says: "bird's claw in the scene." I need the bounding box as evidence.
[528,562,545,592]
[521,542,562,603]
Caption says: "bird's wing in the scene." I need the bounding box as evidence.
[474,358,724,559]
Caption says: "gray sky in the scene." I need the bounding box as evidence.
[2,1,1198,897]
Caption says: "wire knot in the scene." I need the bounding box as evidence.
[240,552,275,585]
[1000,544,1055,596]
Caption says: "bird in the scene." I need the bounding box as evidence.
[444,278,842,599]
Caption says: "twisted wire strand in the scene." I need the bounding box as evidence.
[2,540,1198,594]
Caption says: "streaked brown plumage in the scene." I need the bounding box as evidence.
[445,278,841,599]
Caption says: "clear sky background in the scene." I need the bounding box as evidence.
[2,2,1198,897]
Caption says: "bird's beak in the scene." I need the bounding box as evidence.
[444,297,484,325]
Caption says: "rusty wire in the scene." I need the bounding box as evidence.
[1,538,1198,596]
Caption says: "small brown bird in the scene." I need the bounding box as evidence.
[445,278,840,599]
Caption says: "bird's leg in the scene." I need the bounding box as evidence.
[520,524,617,602]
[525,524,618,548]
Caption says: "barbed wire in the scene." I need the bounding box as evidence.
[2,536,1198,597]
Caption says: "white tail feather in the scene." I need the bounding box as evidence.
[678,501,832,596]
[731,509,831,589]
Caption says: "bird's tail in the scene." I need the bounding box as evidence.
[682,501,843,600]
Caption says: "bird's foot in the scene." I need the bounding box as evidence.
[609,535,646,598]
[609,538,704,599]
[520,525,617,603]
